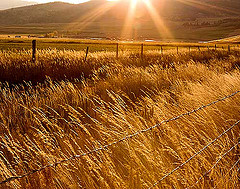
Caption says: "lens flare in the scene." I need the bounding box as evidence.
[121,0,138,39]
[65,1,117,32]
[121,0,173,40]
[142,0,173,39]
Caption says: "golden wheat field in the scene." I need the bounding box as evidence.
[1,47,240,189]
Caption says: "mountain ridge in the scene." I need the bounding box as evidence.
[0,0,240,41]
[0,0,240,25]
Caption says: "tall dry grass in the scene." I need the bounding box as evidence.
[0,48,239,84]
[0,49,240,188]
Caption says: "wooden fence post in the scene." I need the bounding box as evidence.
[84,47,89,62]
[161,46,163,54]
[215,44,217,50]
[198,46,200,51]
[116,43,119,59]
[32,40,36,63]
[228,45,231,52]
[141,43,144,60]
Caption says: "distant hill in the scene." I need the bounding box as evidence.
[0,0,240,25]
[0,0,239,41]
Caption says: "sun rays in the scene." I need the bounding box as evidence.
[63,0,173,40]
[121,0,138,39]
[142,0,172,39]
[63,0,240,41]
[65,1,117,32]
[121,0,173,40]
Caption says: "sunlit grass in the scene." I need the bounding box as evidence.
[0,48,240,188]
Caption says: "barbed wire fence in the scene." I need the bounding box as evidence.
[187,139,240,188]
[0,90,240,187]
[27,40,240,62]
[149,120,240,189]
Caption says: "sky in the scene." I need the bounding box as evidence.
[0,0,90,10]
[28,0,89,4]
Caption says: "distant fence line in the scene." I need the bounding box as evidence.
[29,40,240,63]
[1,90,240,188]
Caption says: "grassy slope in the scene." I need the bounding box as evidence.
[1,18,240,42]
[1,48,240,188]
[215,35,240,43]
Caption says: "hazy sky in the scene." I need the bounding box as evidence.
[28,0,89,4]
[0,0,90,10]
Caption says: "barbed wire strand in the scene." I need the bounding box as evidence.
[187,140,240,189]
[149,120,240,189]
[1,90,240,185]
[212,157,240,189]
